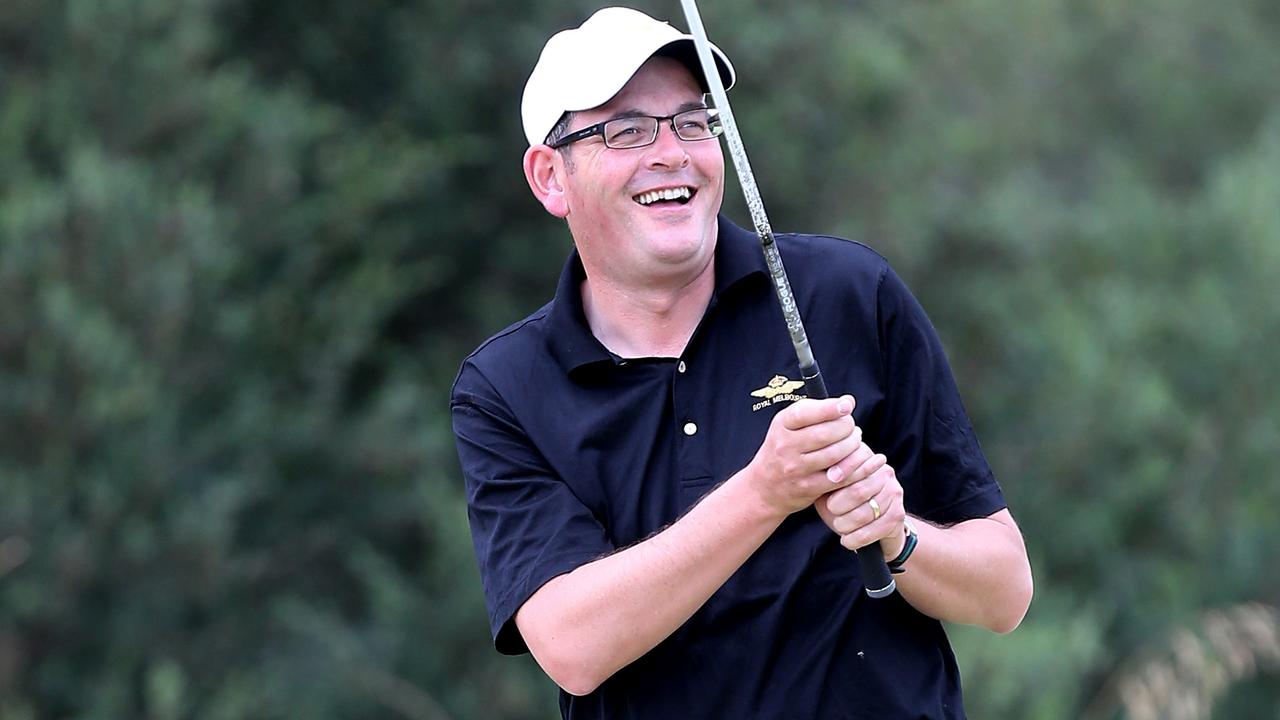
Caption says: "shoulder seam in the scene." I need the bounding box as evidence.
[776,232,891,265]
[463,301,553,362]
[450,302,553,401]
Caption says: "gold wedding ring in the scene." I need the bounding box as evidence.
[869,498,881,520]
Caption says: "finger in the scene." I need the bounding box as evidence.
[847,452,887,487]
[818,437,872,484]
[798,424,862,475]
[830,493,877,535]
[824,458,888,512]
[827,476,887,525]
[839,501,906,551]
[778,415,858,464]
[808,414,860,451]
[837,474,906,548]
[833,492,901,544]
[779,395,856,431]
[825,451,887,493]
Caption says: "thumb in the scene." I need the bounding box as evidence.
[814,494,837,530]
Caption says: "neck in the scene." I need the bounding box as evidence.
[580,261,715,359]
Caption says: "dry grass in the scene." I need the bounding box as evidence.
[1085,603,1280,720]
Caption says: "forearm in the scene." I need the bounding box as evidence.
[515,467,785,695]
[892,509,1033,633]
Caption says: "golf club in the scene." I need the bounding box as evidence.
[679,0,896,598]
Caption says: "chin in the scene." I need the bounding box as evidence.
[648,225,714,264]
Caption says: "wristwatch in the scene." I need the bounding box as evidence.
[887,518,919,574]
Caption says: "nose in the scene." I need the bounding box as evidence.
[644,121,690,170]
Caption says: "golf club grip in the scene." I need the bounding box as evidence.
[802,364,897,599]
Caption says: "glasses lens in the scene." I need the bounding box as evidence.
[603,117,658,148]
[674,109,721,141]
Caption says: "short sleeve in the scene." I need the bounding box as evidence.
[451,362,615,654]
[873,265,1006,525]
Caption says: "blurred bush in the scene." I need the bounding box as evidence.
[1,0,1276,717]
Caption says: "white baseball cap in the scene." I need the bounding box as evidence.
[521,7,736,146]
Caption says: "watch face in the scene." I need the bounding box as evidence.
[903,517,918,536]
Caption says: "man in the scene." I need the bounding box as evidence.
[451,7,1033,718]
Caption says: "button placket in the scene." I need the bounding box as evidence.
[675,359,695,438]
[673,356,706,476]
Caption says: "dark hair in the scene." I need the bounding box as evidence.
[544,111,576,147]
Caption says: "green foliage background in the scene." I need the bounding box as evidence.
[2,0,1277,717]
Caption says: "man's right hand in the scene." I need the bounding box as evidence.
[739,395,879,516]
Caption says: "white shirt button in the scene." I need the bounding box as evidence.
[683,422,698,436]
[677,361,687,373]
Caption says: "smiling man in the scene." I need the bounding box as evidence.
[451,7,1033,719]
[528,55,724,360]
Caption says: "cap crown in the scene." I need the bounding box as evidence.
[520,7,735,146]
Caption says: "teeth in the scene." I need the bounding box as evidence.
[635,187,692,205]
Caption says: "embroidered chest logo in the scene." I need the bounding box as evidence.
[750,374,806,412]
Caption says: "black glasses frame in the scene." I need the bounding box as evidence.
[548,108,723,150]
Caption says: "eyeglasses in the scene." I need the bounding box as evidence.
[548,108,723,150]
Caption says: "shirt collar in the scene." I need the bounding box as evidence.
[546,214,768,375]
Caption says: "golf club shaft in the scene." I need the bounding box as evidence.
[678,0,895,599]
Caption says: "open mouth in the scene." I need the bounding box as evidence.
[633,186,695,207]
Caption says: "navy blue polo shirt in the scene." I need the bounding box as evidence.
[451,215,1005,719]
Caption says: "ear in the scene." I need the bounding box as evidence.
[523,144,570,218]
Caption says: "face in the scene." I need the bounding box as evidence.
[551,56,725,289]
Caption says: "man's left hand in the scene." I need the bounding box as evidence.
[814,451,908,559]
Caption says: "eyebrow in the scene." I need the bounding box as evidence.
[605,101,709,122]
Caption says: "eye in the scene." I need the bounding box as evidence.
[603,117,658,147]
[675,110,718,138]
